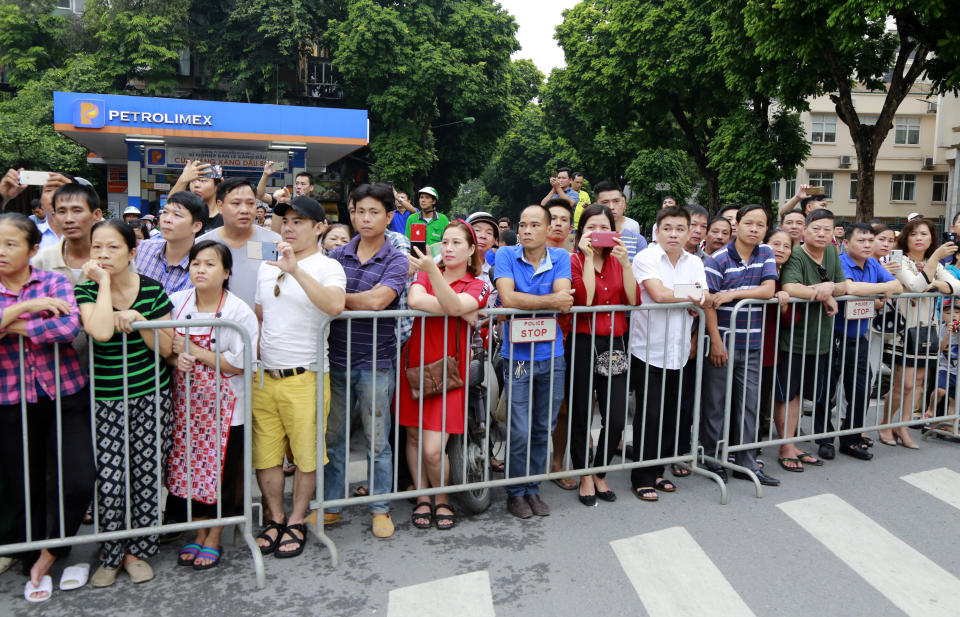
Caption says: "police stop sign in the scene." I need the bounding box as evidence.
[510,317,558,343]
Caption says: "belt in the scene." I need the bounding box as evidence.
[265,367,308,380]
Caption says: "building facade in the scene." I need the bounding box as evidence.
[774,86,959,224]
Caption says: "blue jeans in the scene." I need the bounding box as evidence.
[324,366,395,514]
[502,356,565,498]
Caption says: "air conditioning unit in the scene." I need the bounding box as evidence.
[926,101,938,114]
[922,157,935,169]
[839,155,852,168]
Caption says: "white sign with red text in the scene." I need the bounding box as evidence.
[510,318,558,344]
[845,299,876,320]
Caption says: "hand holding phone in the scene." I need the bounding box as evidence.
[590,231,621,248]
[263,242,279,262]
[807,185,825,197]
[673,282,704,301]
[889,249,903,264]
[18,170,51,186]
[410,223,427,256]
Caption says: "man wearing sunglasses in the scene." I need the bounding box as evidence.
[252,195,346,558]
[774,209,848,472]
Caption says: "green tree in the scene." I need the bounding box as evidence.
[0,1,71,88]
[481,103,581,221]
[327,0,522,201]
[623,149,693,226]
[745,0,960,220]
[449,177,502,220]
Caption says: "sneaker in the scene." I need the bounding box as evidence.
[506,496,533,519]
[526,494,550,516]
[371,513,394,538]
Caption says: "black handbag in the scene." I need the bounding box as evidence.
[905,323,938,357]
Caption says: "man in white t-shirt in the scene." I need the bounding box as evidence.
[252,195,346,558]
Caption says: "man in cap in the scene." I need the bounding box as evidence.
[404,186,449,247]
[466,211,500,290]
[253,193,346,558]
[123,206,141,223]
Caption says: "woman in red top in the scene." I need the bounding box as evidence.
[760,230,793,448]
[399,221,489,530]
[569,204,640,506]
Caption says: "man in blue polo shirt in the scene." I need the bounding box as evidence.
[540,167,580,210]
[816,222,901,460]
[702,204,780,486]
[495,204,574,519]
[325,183,410,539]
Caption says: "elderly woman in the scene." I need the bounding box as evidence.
[880,218,960,448]
[75,220,174,588]
[0,213,93,602]
[166,240,258,571]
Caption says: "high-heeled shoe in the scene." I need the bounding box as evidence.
[578,492,597,507]
[877,431,897,446]
[895,434,919,450]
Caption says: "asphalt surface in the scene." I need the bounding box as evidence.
[1,426,958,617]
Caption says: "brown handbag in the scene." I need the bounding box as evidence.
[404,319,463,400]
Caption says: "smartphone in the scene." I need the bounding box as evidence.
[202,164,223,179]
[411,223,427,256]
[673,282,704,300]
[944,232,957,244]
[591,231,621,247]
[263,242,279,261]
[807,185,825,196]
[889,249,903,263]
[18,170,51,186]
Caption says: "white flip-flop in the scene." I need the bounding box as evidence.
[24,574,53,603]
[59,563,90,591]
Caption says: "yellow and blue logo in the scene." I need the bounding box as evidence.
[147,149,165,166]
[72,99,105,128]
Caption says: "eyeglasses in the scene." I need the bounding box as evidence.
[816,264,830,283]
[274,271,285,296]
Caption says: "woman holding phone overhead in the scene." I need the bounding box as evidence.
[569,204,640,507]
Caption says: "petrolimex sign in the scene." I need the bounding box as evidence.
[71,98,213,128]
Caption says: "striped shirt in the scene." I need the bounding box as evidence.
[74,275,174,400]
[704,241,778,350]
[134,237,193,296]
[328,235,410,370]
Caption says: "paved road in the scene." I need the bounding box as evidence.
[2,432,959,617]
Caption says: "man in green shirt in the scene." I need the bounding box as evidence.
[774,209,848,472]
[404,186,449,247]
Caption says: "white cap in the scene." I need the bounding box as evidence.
[907,212,922,221]
[123,206,141,216]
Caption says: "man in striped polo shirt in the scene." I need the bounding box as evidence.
[701,204,780,486]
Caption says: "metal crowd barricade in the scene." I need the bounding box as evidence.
[707,292,960,500]
[310,303,726,567]
[0,319,265,590]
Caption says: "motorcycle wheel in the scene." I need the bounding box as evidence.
[447,433,492,514]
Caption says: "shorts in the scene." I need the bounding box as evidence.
[252,369,330,472]
[937,370,958,395]
[775,351,828,403]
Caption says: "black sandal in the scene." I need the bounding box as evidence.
[411,502,433,529]
[633,487,658,501]
[671,463,691,478]
[433,503,457,530]
[654,478,676,492]
[274,523,307,559]
[256,519,286,555]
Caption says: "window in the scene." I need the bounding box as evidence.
[785,178,796,199]
[891,174,916,201]
[808,172,834,199]
[894,117,920,145]
[849,173,858,200]
[811,114,837,143]
[859,115,878,126]
[770,181,780,202]
[933,174,948,203]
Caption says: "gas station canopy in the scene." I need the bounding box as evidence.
[53,91,368,216]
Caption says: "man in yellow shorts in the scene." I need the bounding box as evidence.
[252,196,346,558]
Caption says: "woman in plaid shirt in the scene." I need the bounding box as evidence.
[0,213,93,602]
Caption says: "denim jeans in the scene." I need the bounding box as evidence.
[324,366,395,514]
[502,355,566,498]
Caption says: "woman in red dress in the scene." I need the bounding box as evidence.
[399,221,489,530]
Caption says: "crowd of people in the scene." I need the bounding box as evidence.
[0,164,958,603]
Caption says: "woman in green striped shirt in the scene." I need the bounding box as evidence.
[75,220,174,588]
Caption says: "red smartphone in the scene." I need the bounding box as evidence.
[411,223,427,255]
[591,231,620,247]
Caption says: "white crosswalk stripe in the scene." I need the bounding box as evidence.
[779,493,960,617]
[388,570,496,617]
[901,467,960,510]
[610,526,757,617]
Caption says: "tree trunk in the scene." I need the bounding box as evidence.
[702,169,720,213]
[852,138,880,221]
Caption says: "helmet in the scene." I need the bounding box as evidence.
[417,186,439,201]
[123,206,141,216]
[465,211,500,240]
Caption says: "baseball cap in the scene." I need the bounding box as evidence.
[465,211,500,239]
[417,186,439,201]
[907,212,922,221]
[273,195,327,223]
[123,206,141,216]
